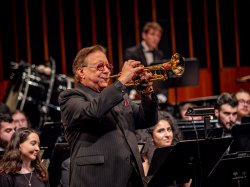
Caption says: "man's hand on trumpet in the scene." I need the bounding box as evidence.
[117,60,144,85]
[115,59,154,95]
[137,70,154,95]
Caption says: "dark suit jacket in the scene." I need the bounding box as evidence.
[123,43,164,67]
[60,157,70,187]
[58,81,158,187]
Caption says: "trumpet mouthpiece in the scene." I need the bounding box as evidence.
[109,74,119,78]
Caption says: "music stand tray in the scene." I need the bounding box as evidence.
[207,152,250,187]
[147,137,233,187]
[177,119,223,140]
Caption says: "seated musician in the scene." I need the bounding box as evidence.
[233,89,250,124]
[11,110,31,129]
[214,92,238,137]
[0,113,16,157]
[136,110,192,187]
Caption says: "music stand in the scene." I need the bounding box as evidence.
[229,124,250,153]
[185,106,215,139]
[151,58,199,103]
[147,137,233,187]
[167,58,199,87]
[39,121,64,159]
[182,128,223,140]
[177,119,222,140]
[207,152,250,187]
[168,58,199,104]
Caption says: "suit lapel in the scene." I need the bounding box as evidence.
[136,45,148,67]
[111,105,146,182]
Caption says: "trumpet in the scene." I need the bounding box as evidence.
[110,53,185,87]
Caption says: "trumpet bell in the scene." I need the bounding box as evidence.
[170,53,185,76]
[145,53,185,77]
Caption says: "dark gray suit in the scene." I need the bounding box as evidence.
[60,157,70,187]
[123,44,164,67]
[58,81,158,187]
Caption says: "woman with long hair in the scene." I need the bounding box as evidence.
[136,111,192,187]
[138,111,183,176]
[0,127,49,187]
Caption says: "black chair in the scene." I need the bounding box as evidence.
[48,143,70,187]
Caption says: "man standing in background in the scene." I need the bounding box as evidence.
[123,22,169,101]
[123,22,164,67]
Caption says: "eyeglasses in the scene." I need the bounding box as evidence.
[238,99,250,105]
[83,62,113,71]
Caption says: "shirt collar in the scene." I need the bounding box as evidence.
[141,41,152,52]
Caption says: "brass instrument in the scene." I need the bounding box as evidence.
[111,53,185,86]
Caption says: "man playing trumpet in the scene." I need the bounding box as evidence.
[58,45,158,187]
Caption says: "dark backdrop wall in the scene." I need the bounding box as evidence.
[0,0,249,104]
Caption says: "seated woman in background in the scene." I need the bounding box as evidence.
[0,127,50,187]
[137,110,192,187]
[138,110,183,176]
